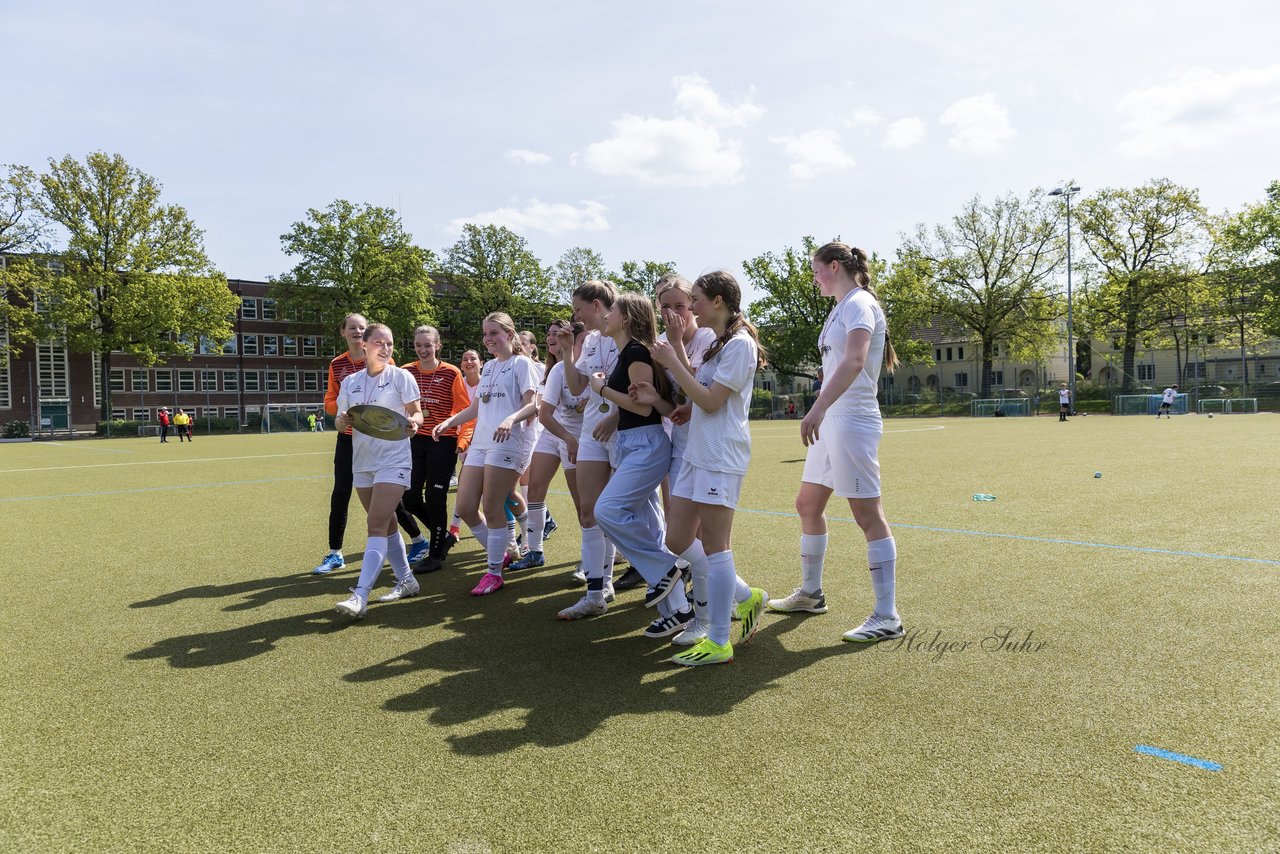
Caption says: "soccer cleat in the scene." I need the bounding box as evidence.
[406,540,430,564]
[767,588,829,614]
[442,530,460,554]
[603,581,616,604]
[471,572,505,596]
[736,588,768,647]
[312,553,346,575]
[506,540,524,562]
[509,550,545,571]
[335,590,367,618]
[670,638,733,667]
[416,557,445,574]
[842,613,905,644]
[644,565,683,609]
[558,594,608,620]
[644,608,694,638]
[542,515,558,540]
[571,563,587,584]
[614,566,645,591]
[377,577,421,602]
[449,475,458,488]
[672,618,709,646]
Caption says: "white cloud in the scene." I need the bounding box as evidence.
[579,114,748,186]
[506,148,551,166]
[848,107,884,130]
[772,129,855,181]
[939,94,1016,154]
[447,199,608,237]
[1115,65,1280,158]
[883,116,925,149]
[672,74,765,127]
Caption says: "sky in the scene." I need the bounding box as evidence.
[5,0,1279,304]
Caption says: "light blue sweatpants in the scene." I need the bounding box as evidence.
[595,424,676,585]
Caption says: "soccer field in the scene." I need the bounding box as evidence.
[2,415,1277,853]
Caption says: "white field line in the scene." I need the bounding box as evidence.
[0,451,329,474]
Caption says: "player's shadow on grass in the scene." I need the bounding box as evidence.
[346,589,868,756]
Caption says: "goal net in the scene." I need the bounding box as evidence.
[1226,398,1258,414]
[1114,394,1188,415]
[971,398,1031,417]
[1197,398,1227,414]
[261,403,326,433]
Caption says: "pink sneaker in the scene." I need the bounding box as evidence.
[470,572,505,596]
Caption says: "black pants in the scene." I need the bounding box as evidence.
[159,424,169,442]
[329,432,421,552]
[402,434,459,558]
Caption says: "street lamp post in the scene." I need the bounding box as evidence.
[1049,183,1081,413]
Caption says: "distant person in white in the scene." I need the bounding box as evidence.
[1058,383,1071,422]
[333,323,424,618]
[1157,384,1178,418]
[768,242,905,645]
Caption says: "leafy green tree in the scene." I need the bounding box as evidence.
[1074,179,1211,388]
[1,165,53,359]
[440,223,561,346]
[611,259,678,294]
[269,200,436,349]
[0,164,47,253]
[899,191,1063,396]
[1216,180,1280,338]
[552,246,609,301]
[27,152,237,419]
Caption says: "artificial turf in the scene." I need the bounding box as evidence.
[1,414,1277,852]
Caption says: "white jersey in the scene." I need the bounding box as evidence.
[682,331,758,476]
[336,365,419,473]
[465,380,480,403]
[470,354,539,452]
[1059,389,1070,405]
[659,326,718,457]
[1162,387,1177,404]
[574,330,620,438]
[819,288,886,429]
[541,360,587,437]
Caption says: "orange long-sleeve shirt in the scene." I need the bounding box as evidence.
[403,359,473,452]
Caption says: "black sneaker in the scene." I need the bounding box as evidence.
[644,608,693,638]
[644,565,682,609]
[415,556,445,574]
[542,515,558,541]
[614,566,645,591]
[440,532,459,556]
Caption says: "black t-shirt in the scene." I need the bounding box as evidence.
[608,340,662,430]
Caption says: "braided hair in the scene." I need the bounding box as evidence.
[693,271,765,368]
[812,242,899,372]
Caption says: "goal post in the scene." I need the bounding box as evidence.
[1197,398,1227,414]
[261,403,326,433]
[1114,393,1188,415]
[1225,398,1258,414]
[971,398,1031,417]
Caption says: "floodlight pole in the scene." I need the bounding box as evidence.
[1049,184,1081,412]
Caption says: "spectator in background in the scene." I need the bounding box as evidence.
[157,407,171,443]
[308,412,317,432]
[173,408,191,442]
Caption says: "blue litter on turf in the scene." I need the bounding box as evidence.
[1134,745,1222,771]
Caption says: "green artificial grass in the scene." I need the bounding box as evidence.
[1,415,1277,852]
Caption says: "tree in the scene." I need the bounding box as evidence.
[552,246,608,300]
[440,223,561,345]
[0,164,47,254]
[269,200,436,349]
[1074,180,1211,388]
[27,152,237,420]
[899,191,1063,396]
[743,236,828,380]
[0,164,53,360]
[1217,180,1280,338]
[611,259,678,294]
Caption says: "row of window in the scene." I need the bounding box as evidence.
[108,369,326,394]
[934,345,1003,363]
[207,334,336,358]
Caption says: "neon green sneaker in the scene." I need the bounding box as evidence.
[736,587,767,647]
[670,638,734,667]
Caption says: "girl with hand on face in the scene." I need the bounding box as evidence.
[332,324,425,618]
[432,314,539,596]
[640,272,768,664]
[446,349,483,548]
[510,320,588,571]
[767,242,904,645]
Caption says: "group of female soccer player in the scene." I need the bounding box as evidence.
[316,241,904,666]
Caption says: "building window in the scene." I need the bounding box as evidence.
[261,298,276,320]
[264,336,278,357]
[1187,362,1206,379]
[223,407,239,421]
[154,369,173,392]
[178,370,196,392]
[0,324,9,409]
[111,408,127,420]
[110,369,126,392]
[957,347,964,360]
[303,372,320,392]
[954,372,968,388]
[284,371,298,392]
[222,337,237,355]
[991,370,1003,387]
[132,408,149,421]
[38,340,70,397]
[935,348,941,362]
[241,297,257,319]
[303,336,317,357]
[131,369,149,392]
[243,334,258,356]
[266,371,280,392]
[283,336,297,356]
[202,370,218,391]
[946,347,953,361]
[1137,364,1155,382]
[992,344,999,357]
[222,371,239,392]
[243,371,260,392]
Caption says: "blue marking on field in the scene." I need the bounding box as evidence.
[1134,745,1222,771]
[0,475,328,502]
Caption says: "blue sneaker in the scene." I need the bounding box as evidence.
[542,515,558,541]
[406,539,430,564]
[510,550,545,570]
[312,553,345,575]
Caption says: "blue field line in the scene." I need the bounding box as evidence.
[0,475,329,503]
[1134,745,1222,771]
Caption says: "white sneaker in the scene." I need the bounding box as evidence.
[768,588,829,614]
[842,613,904,643]
[672,618,709,646]
[603,581,616,603]
[558,595,608,620]
[571,564,587,584]
[377,577,421,602]
[335,590,367,618]
[506,540,523,561]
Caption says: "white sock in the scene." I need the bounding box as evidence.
[706,550,737,646]
[487,526,508,575]
[602,537,617,576]
[665,580,689,615]
[451,511,462,530]
[355,536,388,599]
[386,531,413,583]
[410,533,427,544]
[680,541,709,623]
[867,536,898,618]
[506,519,518,547]
[675,557,690,570]
[800,533,828,593]
[527,502,546,554]
[733,576,752,604]
[582,526,606,582]
[329,549,342,559]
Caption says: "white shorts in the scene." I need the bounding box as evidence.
[672,461,743,508]
[801,426,881,498]
[533,430,575,471]
[522,422,544,471]
[353,468,411,489]
[577,433,617,468]
[462,445,527,474]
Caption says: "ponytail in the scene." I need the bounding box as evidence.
[814,241,897,373]
[694,271,767,368]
